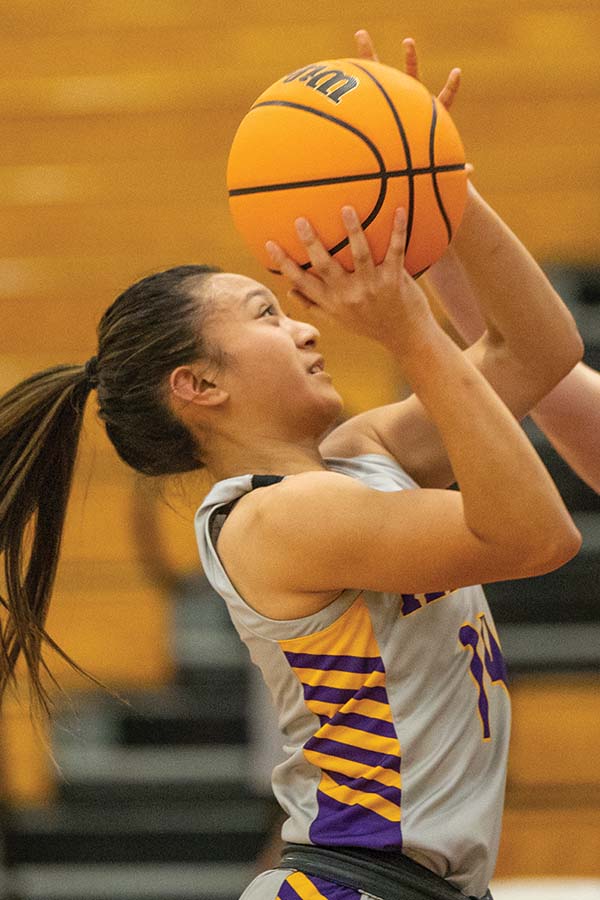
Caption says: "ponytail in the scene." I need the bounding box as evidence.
[0,263,221,715]
[0,364,98,714]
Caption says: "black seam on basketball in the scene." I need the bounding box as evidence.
[428,97,452,244]
[351,62,415,255]
[229,170,383,196]
[244,99,389,269]
[228,163,464,197]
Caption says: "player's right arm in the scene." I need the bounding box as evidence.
[218,212,580,618]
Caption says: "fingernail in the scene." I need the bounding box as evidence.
[265,240,278,256]
[295,217,311,239]
[342,206,358,227]
[395,207,406,226]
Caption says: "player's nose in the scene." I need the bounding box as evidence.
[293,318,320,348]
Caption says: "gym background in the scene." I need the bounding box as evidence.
[0,2,598,899]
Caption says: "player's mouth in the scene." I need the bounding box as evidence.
[308,356,325,375]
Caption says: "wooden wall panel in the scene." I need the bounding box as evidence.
[507,677,600,788]
[496,807,600,878]
[497,676,600,877]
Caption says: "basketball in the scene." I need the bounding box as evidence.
[227,57,468,277]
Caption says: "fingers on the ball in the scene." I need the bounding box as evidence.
[265,239,286,268]
[385,208,407,270]
[402,38,419,81]
[438,68,461,110]
[295,217,338,278]
[355,29,379,61]
[342,206,373,271]
[266,240,316,294]
[265,239,297,277]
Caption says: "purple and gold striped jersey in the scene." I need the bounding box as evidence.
[195,454,511,898]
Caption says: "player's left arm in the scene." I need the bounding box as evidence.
[320,34,583,488]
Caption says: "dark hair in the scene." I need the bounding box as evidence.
[0,264,220,714]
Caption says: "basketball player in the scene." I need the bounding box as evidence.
[357,30,600,497]
[0,43,584,900]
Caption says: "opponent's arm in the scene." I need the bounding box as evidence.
[226,211,580,608]
[530,365,600,493]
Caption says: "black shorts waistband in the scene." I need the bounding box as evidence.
[277,844,493,900]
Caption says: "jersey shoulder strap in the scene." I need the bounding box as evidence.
[209,474,284,545]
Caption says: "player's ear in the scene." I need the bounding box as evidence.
[170,365,229,408]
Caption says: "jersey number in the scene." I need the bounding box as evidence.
[459,613,508,740]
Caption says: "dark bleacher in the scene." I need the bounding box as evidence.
[492,266,600,671]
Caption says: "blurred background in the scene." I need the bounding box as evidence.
[0,1,598,899]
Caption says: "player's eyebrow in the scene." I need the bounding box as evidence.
[243,288,274,306]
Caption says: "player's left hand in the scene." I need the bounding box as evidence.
[354,30,461,112]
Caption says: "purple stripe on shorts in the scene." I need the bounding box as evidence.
[310,789,402,850]
[305,736,400,771]
[324,768,402,807]
[284,651,385,674]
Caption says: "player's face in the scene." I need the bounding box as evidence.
[201,273,343,438]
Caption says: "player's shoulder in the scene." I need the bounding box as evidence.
[241,467,363,517]
[219,468,366,546]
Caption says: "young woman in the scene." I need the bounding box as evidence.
[0,35,583,900]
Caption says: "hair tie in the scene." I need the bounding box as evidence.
[84,355,99,389]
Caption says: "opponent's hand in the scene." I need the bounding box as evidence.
[265,207,434,349]
[354,30,461,112]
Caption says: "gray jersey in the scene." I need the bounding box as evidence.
[195,454,511,898]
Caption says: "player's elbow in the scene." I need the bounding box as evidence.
[516,521,582,578]
[552,324,585,383]
[530,330,583,397]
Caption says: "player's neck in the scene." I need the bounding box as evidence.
[205,435,327,481]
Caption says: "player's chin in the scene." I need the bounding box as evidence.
[312,382,344,421]
[310,372,341,402]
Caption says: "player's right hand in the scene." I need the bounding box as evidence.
[265,206,436,351]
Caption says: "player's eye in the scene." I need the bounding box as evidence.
[260,304,278,317]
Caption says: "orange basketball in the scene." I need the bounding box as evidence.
[227,58,467,278]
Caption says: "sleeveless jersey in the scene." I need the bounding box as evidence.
[194,454,511,899]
